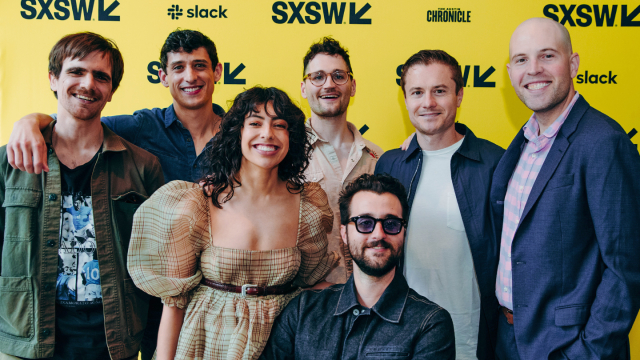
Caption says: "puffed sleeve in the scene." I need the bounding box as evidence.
[127,180,210,309]
[292,182,339,287]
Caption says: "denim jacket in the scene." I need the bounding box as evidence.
[260,270,455,360]
[0,122,164,359]
[374,123,505,360]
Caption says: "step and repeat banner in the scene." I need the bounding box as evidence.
[1,0,639,355]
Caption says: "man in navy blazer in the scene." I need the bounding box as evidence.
[491,17,640,360]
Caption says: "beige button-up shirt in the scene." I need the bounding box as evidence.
[304,121,383,284]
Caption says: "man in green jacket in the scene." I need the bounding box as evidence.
[0,32,164,359]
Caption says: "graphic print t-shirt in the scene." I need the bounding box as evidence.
[54,150,111,360]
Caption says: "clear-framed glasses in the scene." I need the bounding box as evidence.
[303,70,352,86]
[348,215,406,235]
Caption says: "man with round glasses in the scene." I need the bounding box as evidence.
[259,174,455,360]
[301,37,383,285]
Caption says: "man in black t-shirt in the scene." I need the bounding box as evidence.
[0,32,164,360]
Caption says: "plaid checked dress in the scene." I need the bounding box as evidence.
[127,181,338,360]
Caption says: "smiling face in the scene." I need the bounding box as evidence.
[49,51,114,122]
[403,62,463,138]
[341,191,405,277]
[507,18,579,119]
[301,53,355,119]
[160,47,222,112]
[240,101,290,171]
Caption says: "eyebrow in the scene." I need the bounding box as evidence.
[66,67,111,80]
[511,48,560,60]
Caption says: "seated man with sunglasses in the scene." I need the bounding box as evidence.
[259,174,455,360]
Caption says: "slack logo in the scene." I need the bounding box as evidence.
[395,65,496,88]
[168,4,228,19]
[543,4,640,26]
[20,0,120,21]
[272,2,371,24]
[576,71,618,84]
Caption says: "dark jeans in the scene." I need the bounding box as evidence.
[496,310,521,360]
[140,297,163,360]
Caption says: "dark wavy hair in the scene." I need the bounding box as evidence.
[338,174,410,225]
[160,29,219,72]
[302,36,353,76]
[201,86,312,208]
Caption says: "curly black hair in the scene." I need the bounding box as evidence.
[338,174,410,225]
[160,29,219,72]
[201,86,312,208]
[302,36,352,76]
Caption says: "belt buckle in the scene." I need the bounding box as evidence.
[241,284,258,297]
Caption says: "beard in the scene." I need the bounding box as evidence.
[348,236,402,277]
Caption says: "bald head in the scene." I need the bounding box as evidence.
[510,18,572,58]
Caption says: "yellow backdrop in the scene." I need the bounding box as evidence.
[1,0,639,357]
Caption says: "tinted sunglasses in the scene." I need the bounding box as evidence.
[348,215,406,235]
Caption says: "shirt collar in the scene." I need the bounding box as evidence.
[44,121,127,153]
[334,269,410,324]
[523,91,580,142]
[305,120,367,151]
[164,103,226,128]
[401,123,477,162]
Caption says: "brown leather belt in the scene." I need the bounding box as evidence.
[501,306,514,325]
[201,278,296,296]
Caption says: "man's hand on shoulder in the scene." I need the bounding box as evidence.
[7,113,54,174]
[400,133,416,151]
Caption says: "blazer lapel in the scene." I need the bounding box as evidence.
[492,130,526,203]
[518,96,590,225]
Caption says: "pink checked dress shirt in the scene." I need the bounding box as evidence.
[496,92,580,310]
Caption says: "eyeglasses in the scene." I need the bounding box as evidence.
[348,215,406,235]
[303,70,352,86]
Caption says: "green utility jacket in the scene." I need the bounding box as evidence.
[0,122,164,359]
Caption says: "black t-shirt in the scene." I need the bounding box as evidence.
[53,150,111,360]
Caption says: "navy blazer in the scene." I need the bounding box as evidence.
[375,123,505,360]
[490,96,640,360]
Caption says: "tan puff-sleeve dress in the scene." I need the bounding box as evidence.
[127,181,338,360]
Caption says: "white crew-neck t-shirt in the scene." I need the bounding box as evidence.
[404,137,480,360]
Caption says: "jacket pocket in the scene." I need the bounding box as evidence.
[446,191,465,232]
[0,276,34,338]
[364,346,411,358]
[547,174,574,190]
[555,304,589,326]
[2,188,41,242]
[111,191,148,253]
[123,278,150,339]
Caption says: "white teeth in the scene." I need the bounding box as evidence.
[76,94,95,101]
[320,95,338,99]
[256,145,276,151]
[527,82,549,90]
[183,87,201,93]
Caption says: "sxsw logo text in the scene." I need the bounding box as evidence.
[147,62,246,85]
[20,0,120,21]
[396,65,496,88]
[167,4,228,20]
[543,4,640,26]
[272,2,371,24]
[576,70,618,84]
[427,8,471,23]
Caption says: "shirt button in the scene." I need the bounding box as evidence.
[44,284,52,291]
[48,148,53,154]
[186,138,192,142]
[531,154,537,159]
[47,240,56,247]
[48,194,57,201]
[518,186,524,192]
[351,159,355,162]
[193,165,197,169]
[353,309,360,316]
[42,329,51,337]
[503,287,508,293]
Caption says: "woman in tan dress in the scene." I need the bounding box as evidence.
[127,86,338,360]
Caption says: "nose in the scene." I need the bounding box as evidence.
[80,73,97,89]
[370,221,387,240]
[260,124,274,139]
[323,73,337,88]
[527,57,543,75]
[184,65,197,82]
[423,92,437,108]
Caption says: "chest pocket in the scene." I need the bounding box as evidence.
[446,191,466,232]
[304,160,325,184]
[364,346,411,359]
